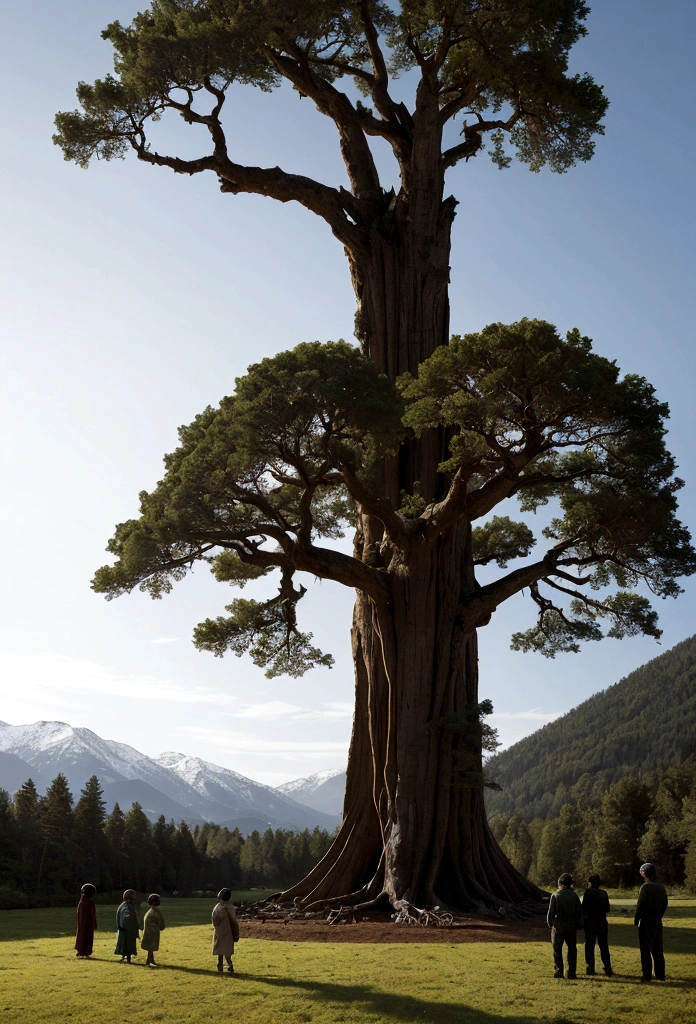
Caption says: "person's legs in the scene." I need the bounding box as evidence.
[638,922,656,980]
[225,956,234,973]
[217,955,224,972]
[597,927,612,975]
[652,923,665,980]
[567,933,578,979]
[551,927,564,977]
[584,927,597,974]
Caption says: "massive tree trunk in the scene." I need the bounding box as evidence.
[283,518,540,912]
[281,193,541,913]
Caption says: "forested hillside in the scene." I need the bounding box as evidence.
[486,635,696,821]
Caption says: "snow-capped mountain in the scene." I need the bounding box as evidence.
[0,721,341,834]
[157,752,339,831]
[276,767,346,816]
[0,720,200,809]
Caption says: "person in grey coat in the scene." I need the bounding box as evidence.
[141,894,165,967]
[212,888,240,974]
[547,873,584,979]
[635,862,668,982]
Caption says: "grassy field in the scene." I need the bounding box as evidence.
[1,897,694,1024]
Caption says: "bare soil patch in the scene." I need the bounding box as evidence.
[239,912,547,944]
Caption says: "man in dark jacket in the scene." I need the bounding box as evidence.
[547,873,584,979]
[582,874,612,977]
[635,862,668,982]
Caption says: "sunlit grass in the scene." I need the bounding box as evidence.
[1,899,694,1023]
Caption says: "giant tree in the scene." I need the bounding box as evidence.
[55,2,695,912]
[87,327,695,910]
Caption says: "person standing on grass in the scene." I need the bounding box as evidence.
[212,888,240,974]
[635,862,668,983]
[141,894,165,968]
[75,883,98,958]
[582,874,613,977]
[115,889,140,964]
[547,873,584,979]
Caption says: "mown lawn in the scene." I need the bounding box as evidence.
[1,898,694,1024]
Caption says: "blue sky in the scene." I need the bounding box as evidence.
[1,1,695,785]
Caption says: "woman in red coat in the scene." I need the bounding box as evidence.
[75,883,98,958]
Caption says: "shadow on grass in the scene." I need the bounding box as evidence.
[603,920,696,957]
[247,975,565,1024]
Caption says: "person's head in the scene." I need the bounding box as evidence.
[80,883,96,899]
[217,888,231,902]
[122,889,136,902]
[148,894,161,906]
[558,873,574,889]
[587,874,602,889]
[640,862,656,882]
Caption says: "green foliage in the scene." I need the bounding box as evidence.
[592,776,652,888]
[401,319,696,656]
[535,802,584,884]
[193,593,334,678]
[472,516,536,568]
[92,340,402,677]
[90,321,694,679]
[54,1,606,177]
[498,814,534,876]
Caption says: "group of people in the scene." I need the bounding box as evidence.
[74,864,669,982]
[74,885,240,973]
[547,862,669,982]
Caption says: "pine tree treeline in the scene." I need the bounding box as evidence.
[489,756,696,890]
[0,773,336,908]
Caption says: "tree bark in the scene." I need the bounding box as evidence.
[281,192,541,914]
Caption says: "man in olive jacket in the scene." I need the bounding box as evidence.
[582,874,613,976]
[635,862,668,982]
[547,873,584,979]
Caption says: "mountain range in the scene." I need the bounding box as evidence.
[0,720,343,834]
[6,633,694,834]
[276,767,347,815]
[485,633,696,820]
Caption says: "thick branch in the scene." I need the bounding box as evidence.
[338,465,410,550]
[130,118,361,249]
[265,47,382,203]
[293,541,389,604]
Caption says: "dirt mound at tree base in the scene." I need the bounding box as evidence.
[239,913,547,944]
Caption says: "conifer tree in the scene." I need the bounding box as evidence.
[12,779,42,890]
[55,2,696,911]
[39,774,76,890]
[105,802,128,891]
[73,775,108,887]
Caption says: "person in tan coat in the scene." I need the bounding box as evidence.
[141,894,165,967]
[211,888,240,974]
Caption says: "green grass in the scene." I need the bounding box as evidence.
[1,900,695,1024]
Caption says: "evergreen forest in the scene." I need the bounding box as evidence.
[0,773,335,909]
[486,635,696,889]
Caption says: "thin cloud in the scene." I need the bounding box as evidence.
[151,637,180,644]
[490,708,562,722]
[178,725,348,757]
[0,651,235,708]
[232,700,353,722]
